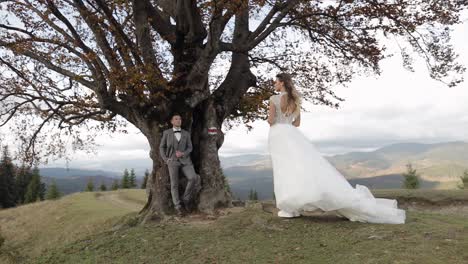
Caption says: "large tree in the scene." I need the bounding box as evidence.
[121,168,130,189]
[0,0,466,222]
[129,168,137,188]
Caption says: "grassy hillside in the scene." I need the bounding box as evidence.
[2,189,468,263]
[0,189,146,263]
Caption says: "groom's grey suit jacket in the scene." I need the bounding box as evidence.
[159,128,193,165]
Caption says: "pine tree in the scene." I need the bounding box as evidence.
[46,180,61,200]
[129,168,137,188]
[85,178,94,192]
[15,165,33,204]
[0,146,17,208]
[111,179,119,190]
[99,183,107,191]
[121,169,130,189]
[141,169,149,189]
[402,163,420,189]
[24,167,43,203]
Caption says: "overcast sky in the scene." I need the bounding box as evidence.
[1,9,467,169]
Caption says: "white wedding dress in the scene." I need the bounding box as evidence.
[268,92,406,224]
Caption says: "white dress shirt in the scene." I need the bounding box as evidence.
[173,127,182,141]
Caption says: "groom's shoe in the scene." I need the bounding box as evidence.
[175,207,186,217]
[183,200,193,213]
[278,210,301,218]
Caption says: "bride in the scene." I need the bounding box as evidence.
[267,73,406,224]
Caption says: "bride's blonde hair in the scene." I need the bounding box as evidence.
[276,73,301,116]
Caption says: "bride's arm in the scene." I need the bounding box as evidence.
[267,97,275,126]
[292,113,301,127]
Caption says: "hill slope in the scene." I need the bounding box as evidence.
[2,189,468,263]
[328,141,468,180]
[35,208,468,264]
[0,189,146,263]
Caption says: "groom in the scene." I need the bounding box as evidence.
[159,113,201,216]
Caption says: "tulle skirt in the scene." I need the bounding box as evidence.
[268,123,406,224]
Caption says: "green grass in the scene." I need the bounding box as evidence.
[2,189,468,264]
[0,189,146,263]
[34,208,468,264]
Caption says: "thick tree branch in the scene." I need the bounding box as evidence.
[246,0,300,50]
[175,0,207,44]
[132,0,166,88]
[144,0,177,45]
[184,1,242,107]
[212,2,256,120]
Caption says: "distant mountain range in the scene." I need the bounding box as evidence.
[43,159,152,176]
[38,168,143,194]
[39,168,120,179]
[327,141,468,181]
[37,141,468,199]
[220,141,468,199]
[220,141,468,179]
[224,167,439,200]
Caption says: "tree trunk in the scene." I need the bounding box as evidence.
[137,122,174,223]
[191,98,231,213]
[136,98,231,223]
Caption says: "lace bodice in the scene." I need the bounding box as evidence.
[270,92,298,124]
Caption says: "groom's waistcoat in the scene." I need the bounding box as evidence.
[159,128,193,165]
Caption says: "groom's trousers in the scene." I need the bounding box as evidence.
[167,161,201,210]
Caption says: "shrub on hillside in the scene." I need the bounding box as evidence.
[402,163,420,189]
[458,170,468,189]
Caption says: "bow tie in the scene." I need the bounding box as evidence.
[174,130,181,133]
